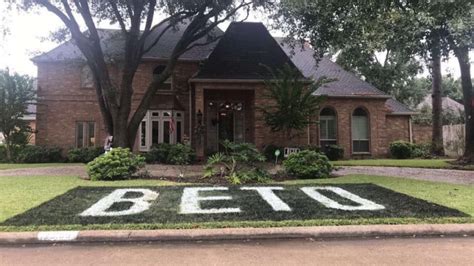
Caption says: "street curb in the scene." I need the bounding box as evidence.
[0,224,473,245]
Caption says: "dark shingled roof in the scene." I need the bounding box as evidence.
[275,38,389,98]
[385,98,416,115]
[34,21,412,115]
[33,21,223,63]
[194,22,303,80]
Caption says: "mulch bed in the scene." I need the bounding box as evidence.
[3,184,466,226]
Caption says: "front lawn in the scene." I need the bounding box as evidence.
[331,159,455,169]
[0,163,83,170]
[0,174,472,231]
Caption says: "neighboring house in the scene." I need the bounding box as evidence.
[33,22,414,158]
[417,95,465,114]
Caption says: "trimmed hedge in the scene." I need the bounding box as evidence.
[15,146,63,163]
[145,143,195,165]
[67,147,104,163]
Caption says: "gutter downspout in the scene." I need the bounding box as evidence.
[409,117,413,143]
[188,81,193,147]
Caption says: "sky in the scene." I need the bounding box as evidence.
[0,3,471,78]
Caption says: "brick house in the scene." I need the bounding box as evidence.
[33,22,415,159]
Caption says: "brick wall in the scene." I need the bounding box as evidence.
[412,124,432,144]
[37,60,411,158]
[385,115,411,144]
[36,60,199,152]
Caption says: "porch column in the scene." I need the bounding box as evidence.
[195,86,205,158]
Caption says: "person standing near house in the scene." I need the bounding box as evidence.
[104,136,113,153]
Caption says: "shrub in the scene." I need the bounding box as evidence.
[204,140,269,184]
[299,145,321,153]
[412,143,432,159]
[145,143,195,165]
[263,144,283,162]
[283,150,333,179]
[67,147,104,163]
[86,147,145,181]
[16,145,63,163]
[0,145,7,163]
[389,141,415,159]
[323,145,344,161]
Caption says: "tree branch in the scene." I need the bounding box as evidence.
[107,0,128,34]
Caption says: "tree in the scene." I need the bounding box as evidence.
[397,77,431,108]
[13,0,268,148]
[335,46,422,102]
[274,0,473,159]
[260,64,326,140]
[0,69,35,161]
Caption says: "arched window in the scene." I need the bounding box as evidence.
[153,65,171,90]
[352,107,370,153]
[319,107,337,149]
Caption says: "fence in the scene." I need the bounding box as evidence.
[443,124,465,157]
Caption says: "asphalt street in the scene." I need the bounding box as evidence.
[1,236,473,265]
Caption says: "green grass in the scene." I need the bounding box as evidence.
[331,159,455,169]
[0,174,472,231]
[0,163,83,170]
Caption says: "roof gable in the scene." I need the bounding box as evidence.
[33,21,223,63]
[194,22,303,80]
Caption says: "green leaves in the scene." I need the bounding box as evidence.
[260,64,326,139]
[0,69,35,160]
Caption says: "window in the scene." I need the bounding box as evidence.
[153,65,172,91]
[139,110,184,151]
[319,108,337,149]
[76,122,96,148]
[80,66,94,88]
[351,108,370,153]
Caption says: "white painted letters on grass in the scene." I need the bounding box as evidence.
[80,189,159,217]
[301,186,385,211]
[180,187,241,214]
[241,187,291,211]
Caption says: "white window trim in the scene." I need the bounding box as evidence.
[139,110,184,151]
[319,115,337,143]
[76,121,96,148]
[351,113,370,154]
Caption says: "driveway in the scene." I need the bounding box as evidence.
[336,166,474,185]
[0,164,472,185]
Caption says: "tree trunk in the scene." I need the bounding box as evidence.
[3,134,12,162]
[454,45,474,163]
[430,43,444,156]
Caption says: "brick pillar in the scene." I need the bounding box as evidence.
[195,86,205,158]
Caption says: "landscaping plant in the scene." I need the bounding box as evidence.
[323,145,344,161]
[145,143,195,165]
[263,144,283,162]
[87,148,145,181]
[203,140,270,184]
[67,147,104,163]
[283,150,333,179]
[15,145,63,163]
[389,140,415,159]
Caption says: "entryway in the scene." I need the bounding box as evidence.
[204,89,254,154]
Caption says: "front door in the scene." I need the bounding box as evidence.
[206,101,245,153]
[218,108,234,151]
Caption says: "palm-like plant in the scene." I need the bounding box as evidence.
[261,64,330,139]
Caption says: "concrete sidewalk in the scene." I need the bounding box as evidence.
[1,224,473,245]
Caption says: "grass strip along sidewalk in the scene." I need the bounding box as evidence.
[2,184,467,227]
